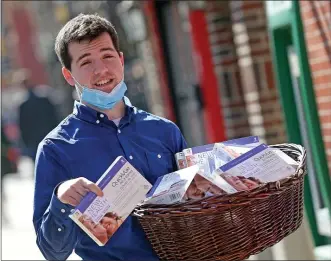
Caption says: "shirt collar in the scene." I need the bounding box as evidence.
[72,96,135,126]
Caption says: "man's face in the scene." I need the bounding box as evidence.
[62,32,124,94]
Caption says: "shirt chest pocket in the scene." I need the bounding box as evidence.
[144,151,175,184]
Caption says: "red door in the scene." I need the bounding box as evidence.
[189,9,226,143]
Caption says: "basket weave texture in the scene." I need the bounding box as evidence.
[133,144,307,261]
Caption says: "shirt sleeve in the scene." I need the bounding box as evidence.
[33,139,79,260]
[171,123,188,153]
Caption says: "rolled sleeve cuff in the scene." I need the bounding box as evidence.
[49,185,74,221]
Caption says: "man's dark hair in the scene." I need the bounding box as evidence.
[55,13,120,71]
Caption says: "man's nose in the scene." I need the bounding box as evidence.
[93,60,108,75]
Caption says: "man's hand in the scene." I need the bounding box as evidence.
[57,177,104,206]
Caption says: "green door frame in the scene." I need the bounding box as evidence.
[266,1,331,247]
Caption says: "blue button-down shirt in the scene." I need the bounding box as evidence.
[33,97,187,261]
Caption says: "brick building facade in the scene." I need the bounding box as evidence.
[205,2,250,141]
[230,1,286,145]
[142,0,288,146]
[300,1,331,173]
[205,1,286,144]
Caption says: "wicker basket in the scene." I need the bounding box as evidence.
[133,144,307,261]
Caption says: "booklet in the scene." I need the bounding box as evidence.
[69,156,152,246]
[216,144,297,183]
[175,151,188,170]
[143,165,199,205]
[213,136,261,169]
[222,136,260,146]
[177,137,261,197]
[182,143,216,175]
[181,144,219,196]
[272,148,299,168]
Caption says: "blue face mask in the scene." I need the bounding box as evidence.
[74,78,127,110]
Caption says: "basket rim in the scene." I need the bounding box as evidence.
[133,143,306,216]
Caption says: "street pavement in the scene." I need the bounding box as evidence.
[1,157,79,260]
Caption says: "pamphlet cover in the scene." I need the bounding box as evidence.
[144,165,199,205]
[213,136,261,169]
[217,144,296,183]
[222,136,260,146]
[69,156,152,246]
[182,143,216,175]
[181,137,261,195]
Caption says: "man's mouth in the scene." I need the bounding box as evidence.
[95,79,114,87]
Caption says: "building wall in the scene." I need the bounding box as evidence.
[232,1,287,145]
[300,1,331,173]
[161,0,287,144]
[205,1,251,140]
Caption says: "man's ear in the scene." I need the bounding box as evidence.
[62,67,75,86]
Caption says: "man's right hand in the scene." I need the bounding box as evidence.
[57,177,104,206]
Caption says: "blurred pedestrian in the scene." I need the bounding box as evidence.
[18,72,59,167]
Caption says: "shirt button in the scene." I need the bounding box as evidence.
[158,154,162,159]
[58,228,62,232]
[118,129,121,134]
[61,209,65,213]
[100,114,104,118]
[96,120,100,124]
[129,155,133,160]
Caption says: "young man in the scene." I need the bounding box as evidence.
[33,13,187,260]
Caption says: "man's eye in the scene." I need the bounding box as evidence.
[81,61,91,66]
[104,55,113,59]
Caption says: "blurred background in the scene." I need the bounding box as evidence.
[1,0,330,260]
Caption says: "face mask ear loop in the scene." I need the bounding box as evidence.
[70,73,84,103]
[75,84,83,102]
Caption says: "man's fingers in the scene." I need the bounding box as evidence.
[58,178,104,205]
[73,185,89,197]
[84,182,104,197]
[66,195,80,206]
